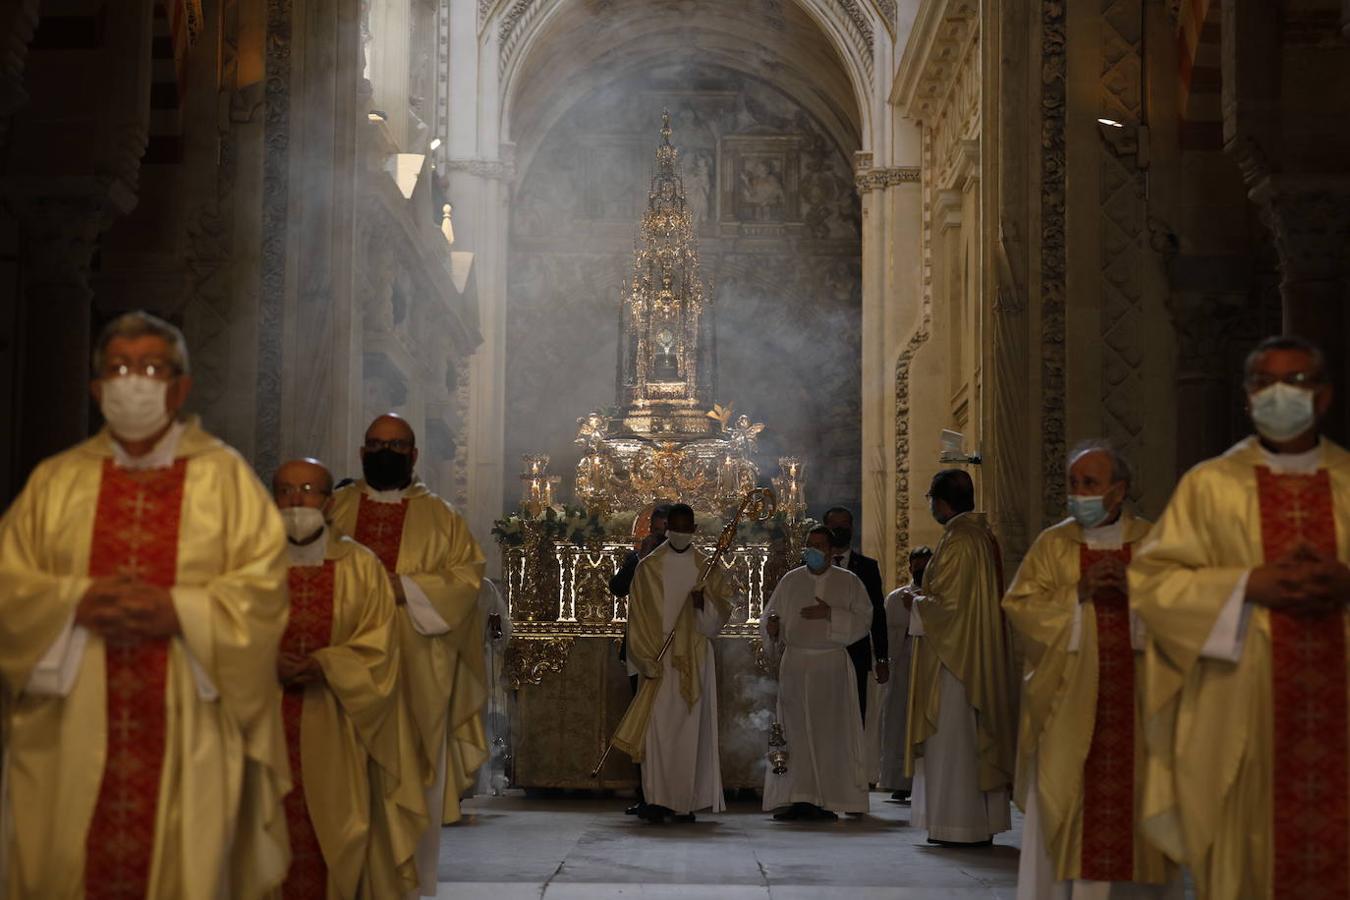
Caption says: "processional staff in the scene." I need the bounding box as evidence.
[589,485,777,778]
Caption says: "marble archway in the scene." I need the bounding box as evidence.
[451,0,920,578]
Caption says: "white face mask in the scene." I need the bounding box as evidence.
[280,506,326,543]
[1249,382,1316,443]
[100,375,171,441]
[665,531,695,551]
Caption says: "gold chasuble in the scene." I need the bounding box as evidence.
[1130,437,1350,900]
[0,418,291,900]
[280,533,417,900]
[904,512,1015,791]
[1002,514,1175,886]
[330,480,486,825]
[612,545,732,761]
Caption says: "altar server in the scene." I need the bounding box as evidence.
[272,458,422,899]
[330,414,485,896]
[0,311,290,899]
[822,507,890,721]
[906,468,1015,846]
[609,503,670,816]
[613,503,733,823]
[1131,335,1350,900]
[761,526,875,820]
[879,546,930,800]
[1003,443,1180,899]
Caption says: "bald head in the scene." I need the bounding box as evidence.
[1067,441,1129,525]
[365,413,415,446]
[361,413,418,490]
[272,457,334,510]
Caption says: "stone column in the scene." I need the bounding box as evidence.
[4,181,136,474]
[982,0,1033,571]
[1250,175,1350,443]
[452,156,512,574]
[449,0,513,568]
[275,0,364,471]
[855,154,885,571]
[856,160,921,581]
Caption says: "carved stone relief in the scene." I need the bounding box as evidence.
[893,130,935,581]
[257,0,293,477]
[1098,0,1146,498]
[1039,0,1067,526]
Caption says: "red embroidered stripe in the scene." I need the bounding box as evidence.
[1256,467,1349,900]
[1079,544,1136,882]
[84,460,186,900]
[352,493,408,574]
[280,562,337,897]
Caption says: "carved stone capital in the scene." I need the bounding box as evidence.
[1,176,138,289]
[0,0,39,116]
[1247,176,1350,286]
[1165,287,1253,375]
[854,165,921,194]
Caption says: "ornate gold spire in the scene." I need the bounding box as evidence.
[617,111,716,437]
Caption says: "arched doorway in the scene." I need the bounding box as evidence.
[502,19,865,515]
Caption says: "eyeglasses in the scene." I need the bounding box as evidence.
[101,361,178,380]
[1245,371,1325,390]
[364,437,414,453]
[275,483,330,500]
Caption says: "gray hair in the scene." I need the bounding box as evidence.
[1067,439,1132,489]
[1243,335,1327,383]
[92,311,190,376]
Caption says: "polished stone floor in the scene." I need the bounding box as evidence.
[434,791,1023,899]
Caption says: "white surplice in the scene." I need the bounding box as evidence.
[761,565,874,813]
[641,547,729,815]
[907,606,1012,842]
[878,584,916,790]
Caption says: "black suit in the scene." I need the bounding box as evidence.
[610,549,644,801]
[837,550,887,724]
[610,550,641,668]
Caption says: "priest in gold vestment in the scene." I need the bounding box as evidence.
[0,313,291,900]
[906,469,1015,845]
[612,503,733,823]
[330,414,485,896]
[1130,337,1350,900]
[272,459,424,899]
[1003,443,1180,899]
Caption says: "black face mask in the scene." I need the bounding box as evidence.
[829,526,853,550]
[363,449,413,491]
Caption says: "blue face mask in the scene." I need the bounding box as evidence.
[1067,494,1109,529]
[803,547,827,571]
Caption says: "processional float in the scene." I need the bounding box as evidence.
[495,113,814,789]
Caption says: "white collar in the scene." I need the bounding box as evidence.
[287,526,329,567]
[363,483,409,504]
[111,420,186,471]
[831,548,852,566]
[1259,439,1323,475]
[1081,518,1124,550]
